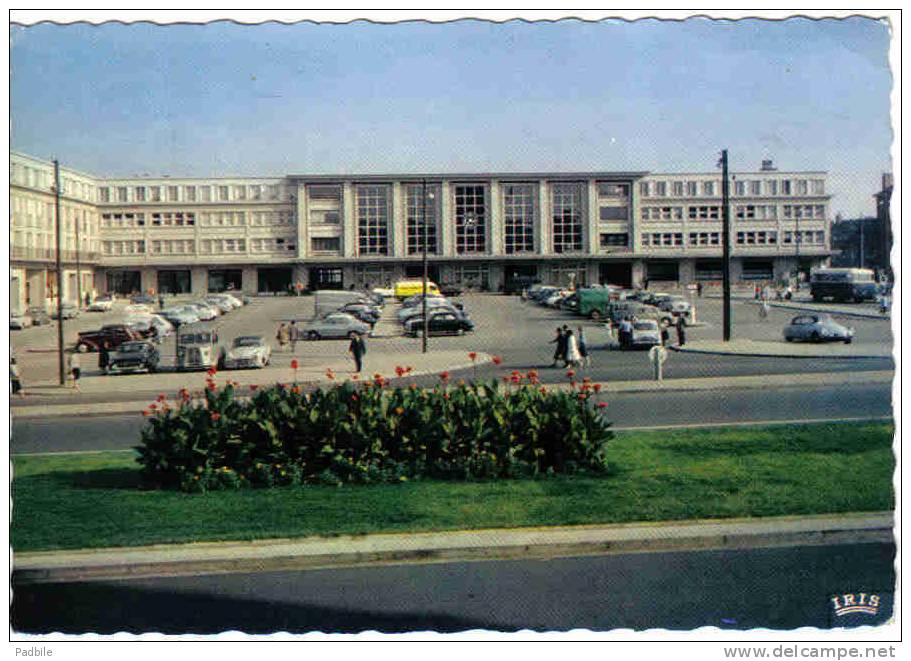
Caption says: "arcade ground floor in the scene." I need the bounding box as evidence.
[14,255,828,305]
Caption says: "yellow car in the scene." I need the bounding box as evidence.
[393,280,441,300]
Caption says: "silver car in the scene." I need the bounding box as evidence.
[223,335,272,369]
[10,311,33,329]
[300,313,371,340]
[783,314,854,344]
[630,319,662,348]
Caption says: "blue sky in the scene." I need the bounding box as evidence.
[10,16,893,216]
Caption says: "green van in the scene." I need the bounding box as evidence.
[578,288,615,319]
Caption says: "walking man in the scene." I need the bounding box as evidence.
[676,315,686,346]
[99,341,111,375]
[576,326,590,367]
[349,332,366,374]
[276,323,288,352]
[67,351,81,391]
[550,327,565,367]
[289,320,298,352]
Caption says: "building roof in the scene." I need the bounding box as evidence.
[287,171,651,182]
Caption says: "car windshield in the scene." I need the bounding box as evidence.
[118,343,146,353]
[634,323,658,330]
[180,333,214,344]
[233,337,262,347]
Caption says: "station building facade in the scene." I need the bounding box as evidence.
[10,151,832,310]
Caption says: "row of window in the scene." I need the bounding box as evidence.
[642,230,826,248]
[99,210,295,228]
[99,183,291,204]
[640,178,825,198]
[11,164,96,201]
[640,203,827,222]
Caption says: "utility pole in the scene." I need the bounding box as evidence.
[75,207,82,308]
[720,149,732,342]
[421,178,429,353]
[859,218,865,268]
[54,159,65,385]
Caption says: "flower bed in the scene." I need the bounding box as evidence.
[136,363,614,492]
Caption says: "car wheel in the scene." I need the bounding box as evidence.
[785,336,794,342]
[844,337,853,344]
[149,363,157,373]
[811,331,821,342]
[77,343,90,353]
[308,331,320,340]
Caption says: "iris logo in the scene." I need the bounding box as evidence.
[831,592,880,616]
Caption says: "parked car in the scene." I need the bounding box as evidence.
[401,292,445,308]
[607,301,674,327]
[372,286,396,301]
[783,314,854,344]
[177,329,223,371]
[438,283,464,298]
[55,303,80,320]
[657,295,692,318]
[629,319,662,349]
[338,302,381,324]
[403,310,475,337]
[210,293,243,309]
[28,308,52,326]
[107,341,160,374]
[130,294,157,306]
[88,295,115,312]
[76,324,141,352]
[10,311,32,330]
[301,313,371,340]
[203,296,234,314]
[222,335,272,370]
[123,314,174,340]
[187,302,219,321]
[504,276,541,295]
[124,303,155,315]
[397,299,458,323]
[159,306,201,326]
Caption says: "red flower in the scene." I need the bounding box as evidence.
[510,374,521,384]
[578,393,587,401]
[206,382,217,391]
[527,370,539,380]
[395,366,405,377]
[207,366,217,377]
[352,374,360,381]
[566,369,576,379]
[291,385,302,394]
[492,356,502,366]
[249,384,258,391]
[351,394,359,401]
[324,369,334,380]
[149,402,158,410]
[582,376,592,384]
[593,383,602,393]
[156,393,167,402]
[468,352,477,362]
[210,412,221,421]
[443,393,450,400]
[142,409,151,417]
[405,366,414,374]
[597,402,608,409]
[501,376,511,384]
[409,383,418,390]
[511,370,520,376]
[291,359,299,370]
[539,386,547,394]
[439,371,450,381]
[373,373,383,381]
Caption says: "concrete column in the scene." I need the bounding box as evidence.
[586,180,599,254]
[296,182,308,259]
[679,258,696,285]
[10,269,25,312]
[538,180,550,255]
[440,181,454,257]
[191,266,207,294]
[391,182,406,258]
[489,180,502,255]
[632,260,646,288]
[293,264,309,289]
[342,182,356,258]
[730,258,744,283]
[587,261,599,285]
[141,267,157,294]
[488,263,504,292]
[242,266,258,294]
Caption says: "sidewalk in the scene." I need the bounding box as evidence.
[671,339,893,360]
[707,293,890,321]
[10,370,895,418]
[12,511,893,584]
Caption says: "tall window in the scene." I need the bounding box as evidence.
[551,182,584,254]
[454,184,487,254]
[406,183,439,255]
[356,184,390,255]
[503,183,536,254]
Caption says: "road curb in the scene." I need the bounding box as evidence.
[12,512,893,584]
[668,346,893,360]
[10,370,895,418]
[740,299,890,321]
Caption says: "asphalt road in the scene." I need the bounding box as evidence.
[11,381,893,454]
[12,541,895,634]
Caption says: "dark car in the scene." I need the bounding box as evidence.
[438,283,463,297]
[130,294,157,305]
[504,276,541,295]
[339,303,381,324]
[107,341,160,374]
[27,307,52,326]
[76,324,141,352]
[403,310,474,337]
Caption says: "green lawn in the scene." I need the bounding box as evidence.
[11,421,895,552]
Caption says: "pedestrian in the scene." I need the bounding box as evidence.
[643,277,649,291]
[565,329,582,368]
[158,293,165,309]
[99,341,111,375]
[576,326,590,367]
[10,356,24,398]
[880,294,890,316]
[349,332,366,374]
[276,323,288,351]
[696,282,703,297]
[621,317,634,350]
[550,327,565,367]
[67,351,81,391]
[759,299,770,321]
[754,285,761,300]
[676,315,686,346]
[660,323,670,347]
[289,320,298,352]
[84,291,91,308]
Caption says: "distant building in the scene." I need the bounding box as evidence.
[874,173,893,275]
[830,216,884,268]
[10,152,834,311]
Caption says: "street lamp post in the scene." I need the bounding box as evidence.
[53,159,66,385]
[75,207,82,308]
[421,178,429,353]
[719,149,732,342]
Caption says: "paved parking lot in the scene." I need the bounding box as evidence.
[10,291,894,395]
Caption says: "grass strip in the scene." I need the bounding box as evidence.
[11,421,895,552]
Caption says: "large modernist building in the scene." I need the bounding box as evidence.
[10,152,832,311]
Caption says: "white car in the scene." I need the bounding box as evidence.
[630,319,662,349]
[222,335,272,369]
[124,313,174,339]
[10,311,33,329]
[124,303,154,315]
[204,296,234,314]
[160,306,201,326]
[88,295,115,312]
[186,302,218,321]
[209,293,242,310]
